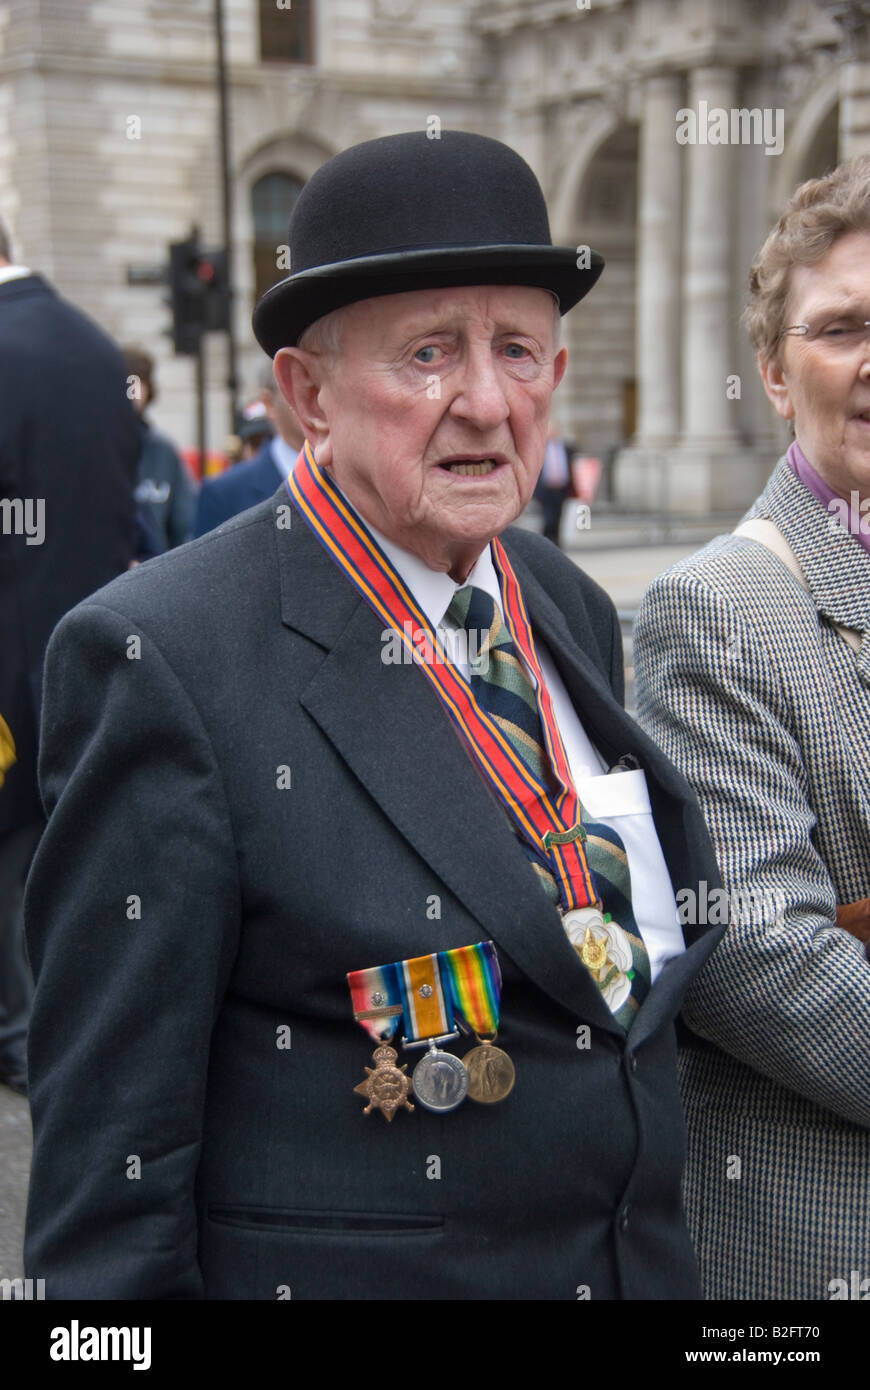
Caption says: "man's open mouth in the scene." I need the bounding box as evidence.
[440,459,499,476]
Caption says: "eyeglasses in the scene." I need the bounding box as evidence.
[780,317,870,352]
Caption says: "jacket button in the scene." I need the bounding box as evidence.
[628,1054,638,1073]
[618,1205,631,1233]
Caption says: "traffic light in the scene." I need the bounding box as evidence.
[167,235,230,355]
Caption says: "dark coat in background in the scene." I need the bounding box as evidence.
[0,272,139,839]
[134,416,197,551]
[24,487,724,1299]
[194,439,282,537]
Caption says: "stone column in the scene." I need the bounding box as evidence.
[660,64,763,513]
[840,53,870,157]
[635,73,682,447]
[614,72,683,509]
[680,65,739,447]
[828,0,870,157]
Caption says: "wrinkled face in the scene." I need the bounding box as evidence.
[761,229,870,499]
[276,284,566,580]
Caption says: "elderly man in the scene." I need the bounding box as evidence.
[24,131,722,1300]
[635,156,870,1300]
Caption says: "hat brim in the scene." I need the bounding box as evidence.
[252,245,604,356]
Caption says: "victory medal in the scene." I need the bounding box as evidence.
[462,1035,516,1104]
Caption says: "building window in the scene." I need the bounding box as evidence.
[259,0,313,64]
[252,172,304,303]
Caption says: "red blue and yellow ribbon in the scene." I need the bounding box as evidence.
[289,443,597,913]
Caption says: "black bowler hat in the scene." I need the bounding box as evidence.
[252,130,604,356]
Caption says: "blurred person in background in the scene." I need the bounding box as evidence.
[533,418,575,546]
[634,157,870,1299]
[123,346,196,551]
[0,215,139,1095]
[194,363,303,536]
[238,401,275,461]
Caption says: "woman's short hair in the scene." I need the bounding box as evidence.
[744,154,870,365]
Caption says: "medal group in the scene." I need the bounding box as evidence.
[347,941,515,1121]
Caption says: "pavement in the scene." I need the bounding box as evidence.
[0,1083,30,1282]
[552,499,738,712]
[569,539,705,714]
[0,504,735,1284]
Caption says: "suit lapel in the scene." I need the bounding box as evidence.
[759,458,870,645]
[277,506,623,1035]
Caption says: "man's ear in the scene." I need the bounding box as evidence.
[758,349,795,421]
[273,348,332,460]
[553,346,568,391]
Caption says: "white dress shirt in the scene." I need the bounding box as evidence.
[366,522,685,982]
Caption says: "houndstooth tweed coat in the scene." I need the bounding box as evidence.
[633,455,870,1301]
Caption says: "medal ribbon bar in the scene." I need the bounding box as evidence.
[348,941,502,1044]
[399,953,454,1043]
[441,941,502,1037]
[347,961,403,1043]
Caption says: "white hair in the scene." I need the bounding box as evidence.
[297,307,346,358]
[550,294,562,350]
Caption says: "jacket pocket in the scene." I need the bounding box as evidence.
[207,1204,444,1236]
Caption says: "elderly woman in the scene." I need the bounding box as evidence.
[634,156,870,1301]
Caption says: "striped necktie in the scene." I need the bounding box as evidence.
[446,585,650,1028]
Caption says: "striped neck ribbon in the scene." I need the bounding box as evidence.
[288,442,598,913]
[348,941,503,1045]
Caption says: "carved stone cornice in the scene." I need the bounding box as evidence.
[821,0,870,56]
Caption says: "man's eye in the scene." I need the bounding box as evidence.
[504,343,529,358]
[414,345,442,364]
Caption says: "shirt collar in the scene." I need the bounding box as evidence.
[357,514,503,628]
[788,437,870,558]
[270,435,300,481]
[0,264,32,285]
[787,438,840,510]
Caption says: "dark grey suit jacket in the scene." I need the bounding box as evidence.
[24,487,724,1299]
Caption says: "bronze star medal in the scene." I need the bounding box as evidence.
[354,1044,415,1122]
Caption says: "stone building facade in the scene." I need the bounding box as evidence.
[1,0,868,509]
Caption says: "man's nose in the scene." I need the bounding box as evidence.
[449,348,511,430]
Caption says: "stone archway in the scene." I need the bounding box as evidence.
[773,72,840,211]
[234,130,336,382]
